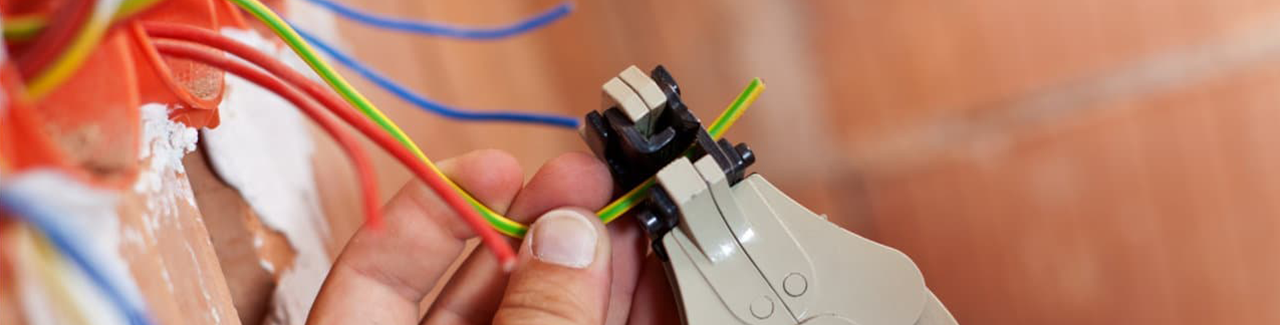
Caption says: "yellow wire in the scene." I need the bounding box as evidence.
[227,0,550,235]
[1,0,162,40]
[114,0,165,20]
[228,0,771,237]
[22,226,91,325]
[22,0,123,100]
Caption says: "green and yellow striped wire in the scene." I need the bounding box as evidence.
[8,0,167,100]
[4,0,763,237]
[1,0,162,40]
[2,15,47,41]
[226,0,764,237]
[5,0,762,237]
[22,0,120,100]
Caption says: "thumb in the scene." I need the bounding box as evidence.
[494,208,613,325]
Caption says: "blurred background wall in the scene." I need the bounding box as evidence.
[309,0,1280,323]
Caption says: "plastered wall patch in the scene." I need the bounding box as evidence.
[202,27,331,325]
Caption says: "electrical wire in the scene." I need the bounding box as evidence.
[143,21,524,231]
[226,0,522,265]
[15,0,95,78]
[597,78,764,224]
[303,0,572,40]
[113,0,165,20]
[22,0,126,100]
[293,27,580,128]
[143,25,518,268]
[231,0,583,238]
[149,39,385,229]
[2,15,49,41]
[0,190,155,325]
[128,22,222,110]
[226,0,765,238]
[141,22,531,239]
[707,79,762,139]
[29,231,92,325]
[1,0,164,41]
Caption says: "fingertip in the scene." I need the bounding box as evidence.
[495,208,613,324]
[525,208,606,269]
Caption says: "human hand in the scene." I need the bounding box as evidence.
[308,150,680,325]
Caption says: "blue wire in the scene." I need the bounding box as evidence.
[292,26,581,128]
[304,0,574,40]
[0,191,155,325]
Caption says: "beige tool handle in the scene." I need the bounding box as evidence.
[656,157,958,324]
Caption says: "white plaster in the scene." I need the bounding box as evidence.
[134,104,199,240]
[202,27,333,325]
[134,103,200,302]
[132,103,229,323]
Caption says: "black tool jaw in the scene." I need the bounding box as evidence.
[580,65,757,259]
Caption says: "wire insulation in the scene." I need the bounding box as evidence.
[596,78,764,224]
[223,0,763,239]
[293,28,579,128]
[143,22,530,237]
[128,22,222,111]
[3,15,48,41]
[30,232,92,325]
[303,0,572,40]
[1,0,164,41]
[15,0,96,78]
[151,39,384,229]
[0,191,155,325]
[227,0,529,252]
[22,0,125,100]
[113,0,165,20]
[145,22,519,266]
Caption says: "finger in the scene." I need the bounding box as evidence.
[424,152,613,325]
[603,217,647,325]
[426,221,644,325]
[625,254,679,325]
[493,208,612,325]
[507,152,615,218]
[308,150,523,325]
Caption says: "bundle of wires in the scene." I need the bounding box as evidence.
[289,0,582,128]
[137,17,763,257]
[232,0,765,234]
[3,0,765,320]
[302,0,572,40]
[10,0,166,100]
[0,188,154,325]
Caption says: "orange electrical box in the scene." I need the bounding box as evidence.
[0,0,251,187]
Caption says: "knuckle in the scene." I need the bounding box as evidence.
[493,278,592,325]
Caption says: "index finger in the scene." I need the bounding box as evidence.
[307,150,524,325]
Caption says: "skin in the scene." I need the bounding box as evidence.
[308,150,681,325]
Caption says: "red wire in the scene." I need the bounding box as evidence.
[149,40,384,231]
[15,0,96,78]
[142,23,518,269]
